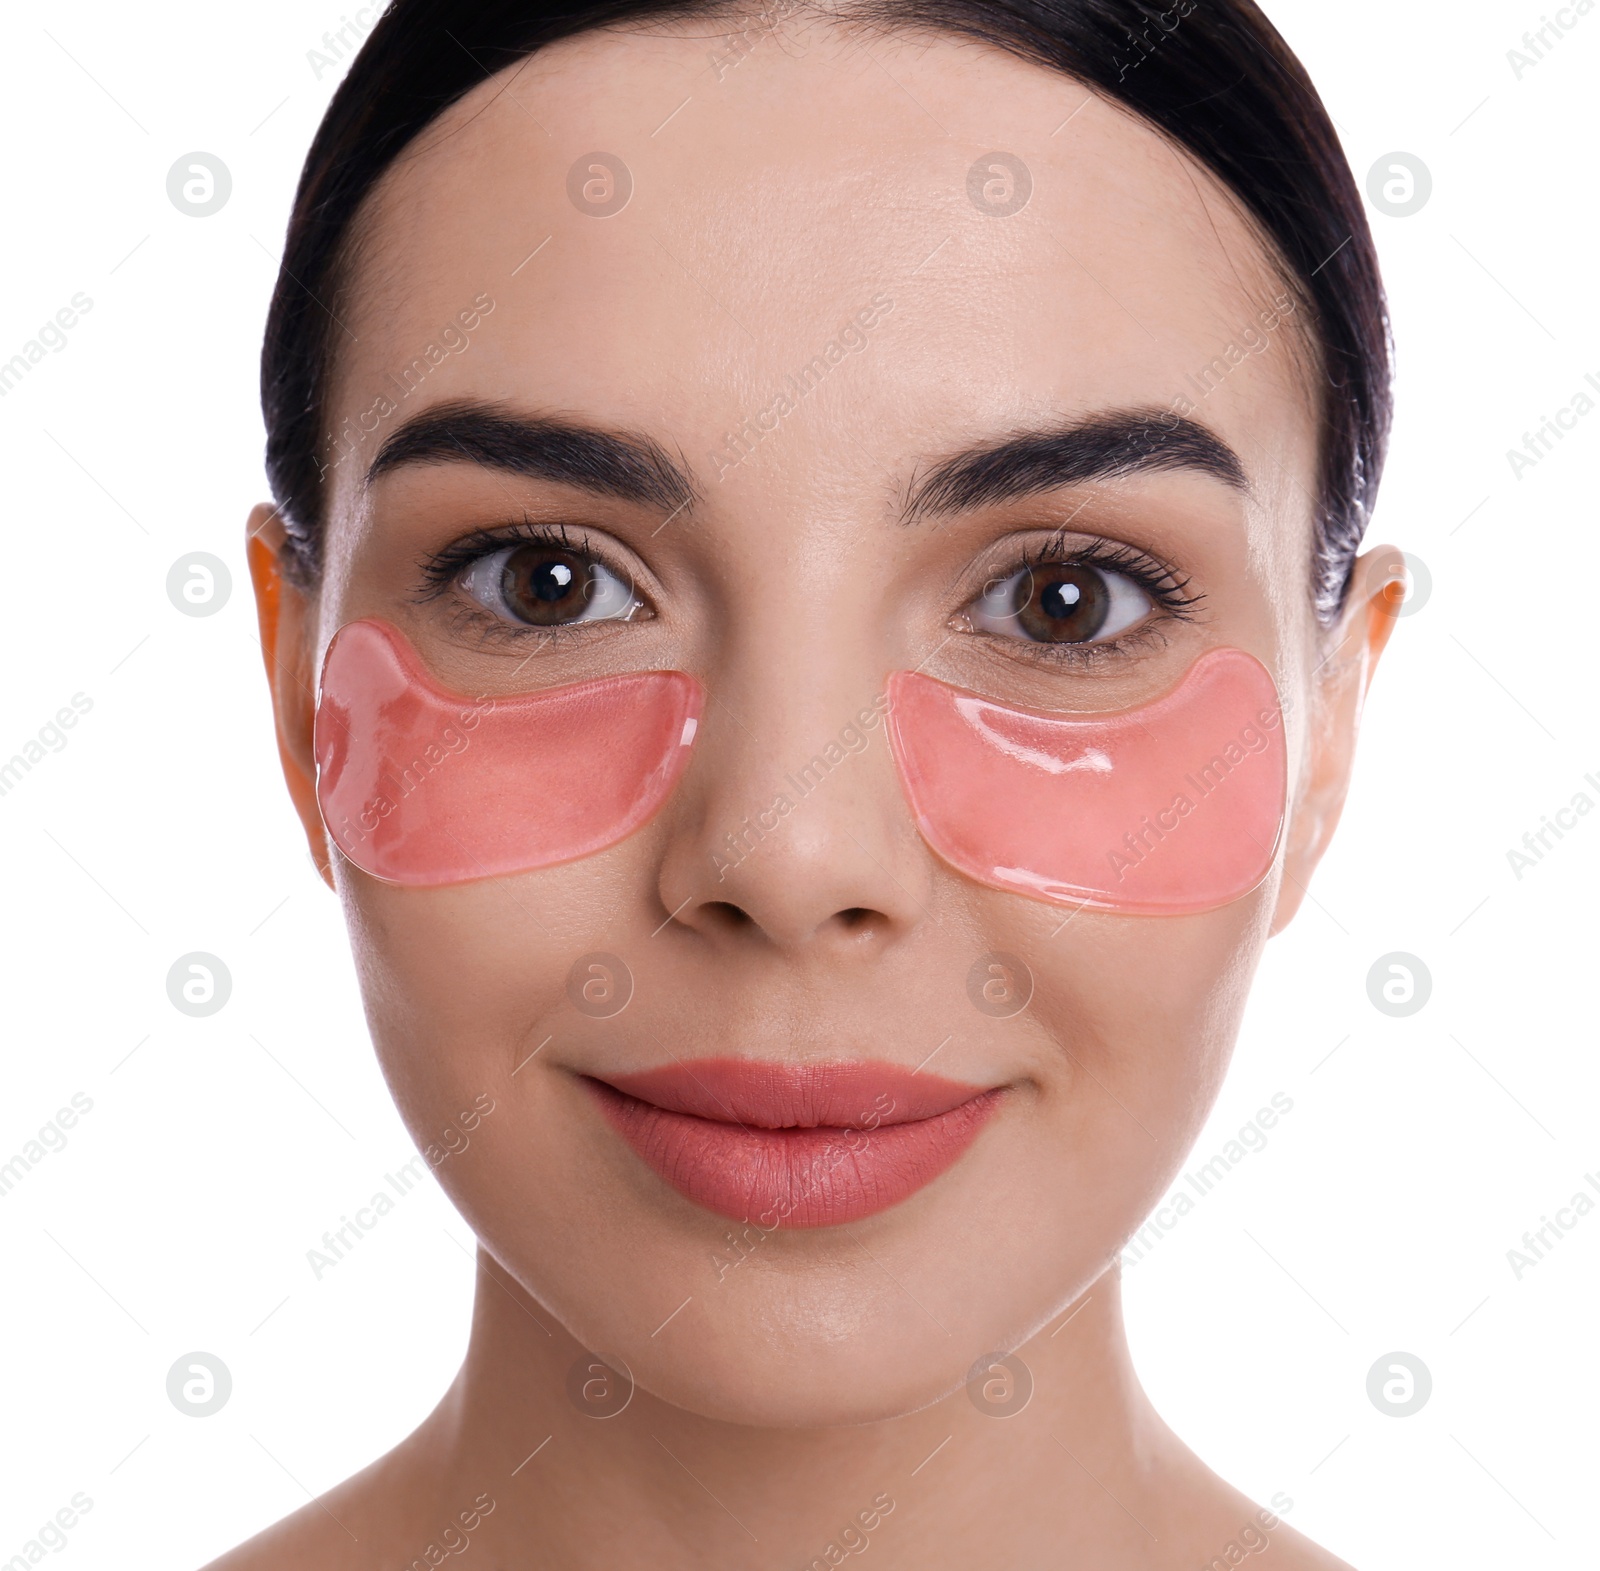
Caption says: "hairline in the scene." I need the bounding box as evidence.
[277,0,1378,623]
[317,20,1327,517]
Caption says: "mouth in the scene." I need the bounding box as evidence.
[581,1058,1003,1229]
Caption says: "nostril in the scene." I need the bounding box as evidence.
[838,907,877,930]
[699,900,755,931]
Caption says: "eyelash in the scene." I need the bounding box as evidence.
[966,533,1205,669]
[415,519,1204,660]
[415,518,640,646]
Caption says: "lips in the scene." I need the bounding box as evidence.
[583,1059,1001,1229]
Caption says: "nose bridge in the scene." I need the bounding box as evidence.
[721,657,909,905]
[718,648,892,841]
[659,555,929,947]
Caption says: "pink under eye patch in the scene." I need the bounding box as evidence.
[313,619,1281,912]
[885,649,1286,915]
[313,619,702,886]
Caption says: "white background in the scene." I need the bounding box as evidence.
[0,1,1594,1566]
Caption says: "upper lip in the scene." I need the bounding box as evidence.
[587,1058,992,1130]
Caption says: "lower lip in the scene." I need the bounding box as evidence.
[583,1061,1001,1229]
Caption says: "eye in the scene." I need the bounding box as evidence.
[968,560,1154,645]
[458,541,641,628]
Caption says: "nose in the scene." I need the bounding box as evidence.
[655,653,933,955]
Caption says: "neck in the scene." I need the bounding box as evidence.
[393,1247,1217,1568]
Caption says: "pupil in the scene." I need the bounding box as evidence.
[1014,564,1108,643]
[502,545,592,625]
[1039,580,1083,620]
[531,560,575,603]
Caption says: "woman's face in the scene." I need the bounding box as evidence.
[255,20,1383,1425]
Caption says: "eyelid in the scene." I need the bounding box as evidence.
[958,531,1202,618]
[968,617,1176,672]
[949,532,1205,673]
[970,560,1153,645]
[415,517,655,608]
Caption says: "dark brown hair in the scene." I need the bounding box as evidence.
[261,0,1391,619]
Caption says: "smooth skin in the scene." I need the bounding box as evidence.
[218,11,1399,1568]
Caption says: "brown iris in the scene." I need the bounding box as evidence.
[1011,563,1110,643]
[499,544,601,626]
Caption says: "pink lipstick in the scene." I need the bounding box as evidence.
[583,1059,1001,1228]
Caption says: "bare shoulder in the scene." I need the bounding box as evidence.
[1150,1434,1358,1570]
[195,1444,413,1571]
[1180,1478,1359,1570]
[198,1502,362,1571]
[1250,1510,1359,1569]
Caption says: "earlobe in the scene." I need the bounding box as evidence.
[1269,545,1403,934]
[245,503,335,889]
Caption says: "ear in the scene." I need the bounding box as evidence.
[246,503,334,889]
[1269,544,1404,934]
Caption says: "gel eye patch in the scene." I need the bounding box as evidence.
[313,620,1280,911]
[885,649,1286,915]
[313,618,702,886]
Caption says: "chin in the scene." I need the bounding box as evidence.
[557,1280,988,1429]
[469,1158,1111,1430]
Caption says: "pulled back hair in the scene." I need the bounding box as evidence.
[261,0,1391,620]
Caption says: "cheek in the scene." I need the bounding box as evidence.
[886,648,1285,915]
[1059,902,1266,1067]
[343,857,628,1041]
[947,906,1259,1295]
[335,855,634,1177]
[995,891,1271,1230]
[314,617,701,886]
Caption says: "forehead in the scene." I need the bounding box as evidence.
[326,18,1315,524]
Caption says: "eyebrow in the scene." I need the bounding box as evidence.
[902,408,1249,523]
[366,400,1244,525]
[366,400,698,513]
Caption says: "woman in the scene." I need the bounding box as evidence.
[220,0,1398,1564]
